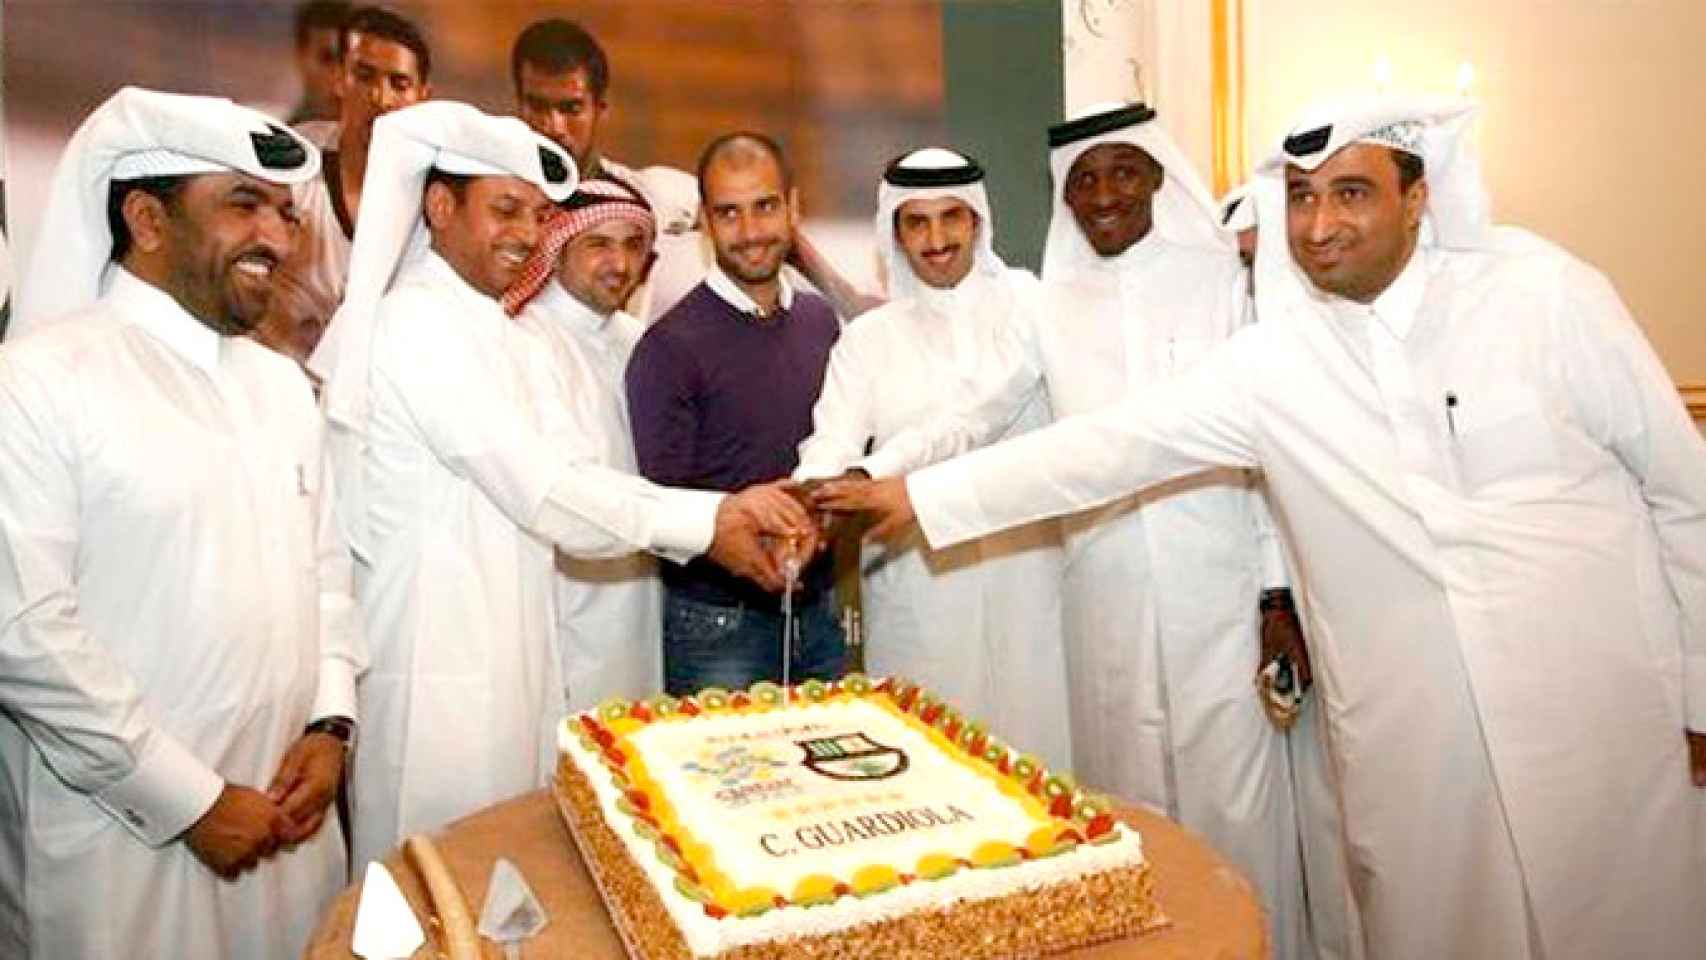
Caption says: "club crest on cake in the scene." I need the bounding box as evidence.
[796,732,910,781]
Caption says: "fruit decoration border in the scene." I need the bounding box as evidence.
[568,674,1126,920]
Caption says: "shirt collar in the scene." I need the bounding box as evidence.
[706,261,795,319]
[1367,245,1429,341]
[1113,231,1170,270]
[421,249,506,318]
[110,266,221,373]
[538,279,614,336]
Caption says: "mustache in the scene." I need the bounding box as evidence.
[731,237,781,255]
[920,243,962,258]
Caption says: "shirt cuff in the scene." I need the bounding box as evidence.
[310,654,359,726]
[1686,651,1706,733]
[908,459,986,551]
[650,489,723,565]
[793,462,845,483]
[92,728,225,847]
[854,444,911,481]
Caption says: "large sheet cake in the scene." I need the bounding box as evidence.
[555,675,1165,958]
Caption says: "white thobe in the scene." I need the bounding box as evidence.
[515,283,663,712]
[908,244,1706,960]
[871,238,1343,960]
[0,269,362,959]
[352,252,721,867]
[797,268,1070,768]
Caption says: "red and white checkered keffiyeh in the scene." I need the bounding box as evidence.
[502,176,657,316]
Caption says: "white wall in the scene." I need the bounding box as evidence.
[1062,1,1217,183]
[1243,0,1706,385]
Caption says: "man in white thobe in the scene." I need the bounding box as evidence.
[822,93,1706,960]
[0,87,363,959]
[842,107,1346,960]
[502,177,665,711]
[795,148,1070,767]
[307,101,817,868]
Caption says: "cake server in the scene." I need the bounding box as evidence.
[351,861,425,960]
[477,857,548,959]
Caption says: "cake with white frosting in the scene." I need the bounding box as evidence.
[554,675,1164,959]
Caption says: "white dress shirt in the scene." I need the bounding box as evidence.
[515,282,663,711]
[0,268,360,959]
[908,241,1706,960]
[796,267,1070,768]
[351,252,719,868]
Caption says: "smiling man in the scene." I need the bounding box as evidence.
[626,132,846,696]
[502,178,666,711]
[2,88,360,959]
[820,93,1706,960]
[794,147,1068,767]
[310,104,817,867]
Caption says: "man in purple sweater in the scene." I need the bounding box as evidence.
[626,132,846,696]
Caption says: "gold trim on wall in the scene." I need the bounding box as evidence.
[1208,0,1246,196]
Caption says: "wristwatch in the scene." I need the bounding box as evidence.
[304,715,356,748]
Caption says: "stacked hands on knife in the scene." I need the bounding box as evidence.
[705,470,893,593]
[711,469,1003,592]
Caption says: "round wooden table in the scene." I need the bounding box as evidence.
[304,788,1266,959]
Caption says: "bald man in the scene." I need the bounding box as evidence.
[625,132,847,696]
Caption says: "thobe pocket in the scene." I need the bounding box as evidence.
[1452,386,1560,491]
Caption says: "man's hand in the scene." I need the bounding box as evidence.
[812,476,915,545]
[1688,730,1706,788]
[794,470,869,547]
[184,784,292,880]
[707,481,820,592]
[267,732,346,845]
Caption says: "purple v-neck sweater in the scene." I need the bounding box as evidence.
[625,281,840,609]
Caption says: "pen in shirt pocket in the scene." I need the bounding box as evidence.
[1444,392,1459,438]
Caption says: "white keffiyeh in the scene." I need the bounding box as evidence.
[15,86,321,336]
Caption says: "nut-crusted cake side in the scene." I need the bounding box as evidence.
[556,675,1167,959]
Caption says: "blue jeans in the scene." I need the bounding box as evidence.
[662,590,847,697]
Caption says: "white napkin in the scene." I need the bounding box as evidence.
[351,861,425,960]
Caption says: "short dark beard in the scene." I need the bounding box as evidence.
[162,215,265,336]
[715,247,784,287]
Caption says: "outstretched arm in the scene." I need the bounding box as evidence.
[819,326,1263,550]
